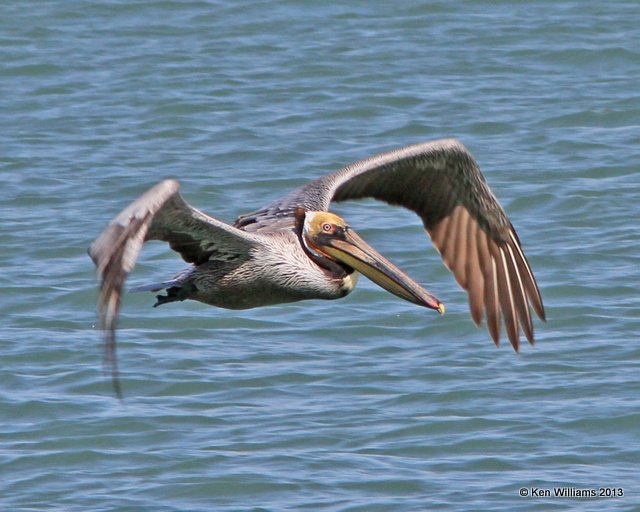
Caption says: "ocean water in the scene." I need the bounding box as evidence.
[1,1,639,511]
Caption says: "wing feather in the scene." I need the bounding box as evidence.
[465,220,484,326]
[441,206,462,267]
[509,230,545,320]
[429,215,450,250]
[452,208,470,288]
[484,250,502,344]
[505,244,534,343]
[493,244,520,350]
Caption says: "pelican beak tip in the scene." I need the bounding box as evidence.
[437,303,446,315]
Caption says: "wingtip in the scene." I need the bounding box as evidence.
[87,242,98,266]
[161,178,181,191]
[507,330,520,353]
[112,377,124,401]
[538,305,547,322]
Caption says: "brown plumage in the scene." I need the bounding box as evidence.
[89,138,545,396]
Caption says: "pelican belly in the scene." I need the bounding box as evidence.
[187,231,358,310]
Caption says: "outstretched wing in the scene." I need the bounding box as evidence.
[240,139,544,350]
[88,179,259,396]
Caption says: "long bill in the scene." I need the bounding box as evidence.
[319,228,445,315]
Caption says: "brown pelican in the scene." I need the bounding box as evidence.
[89,139,545,396]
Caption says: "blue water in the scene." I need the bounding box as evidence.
[1,1,639,510]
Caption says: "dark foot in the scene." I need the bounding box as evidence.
[153,285,195,307]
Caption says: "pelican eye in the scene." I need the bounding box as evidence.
[322,223,333,233]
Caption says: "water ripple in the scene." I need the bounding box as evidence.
[2,1,639,510]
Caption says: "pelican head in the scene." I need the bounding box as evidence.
[301,210,445,314]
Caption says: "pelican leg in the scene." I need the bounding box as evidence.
[153,284,196,307]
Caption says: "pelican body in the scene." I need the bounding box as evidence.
[89,139,545,396]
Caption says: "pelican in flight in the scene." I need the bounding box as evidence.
[89,139,545,396]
